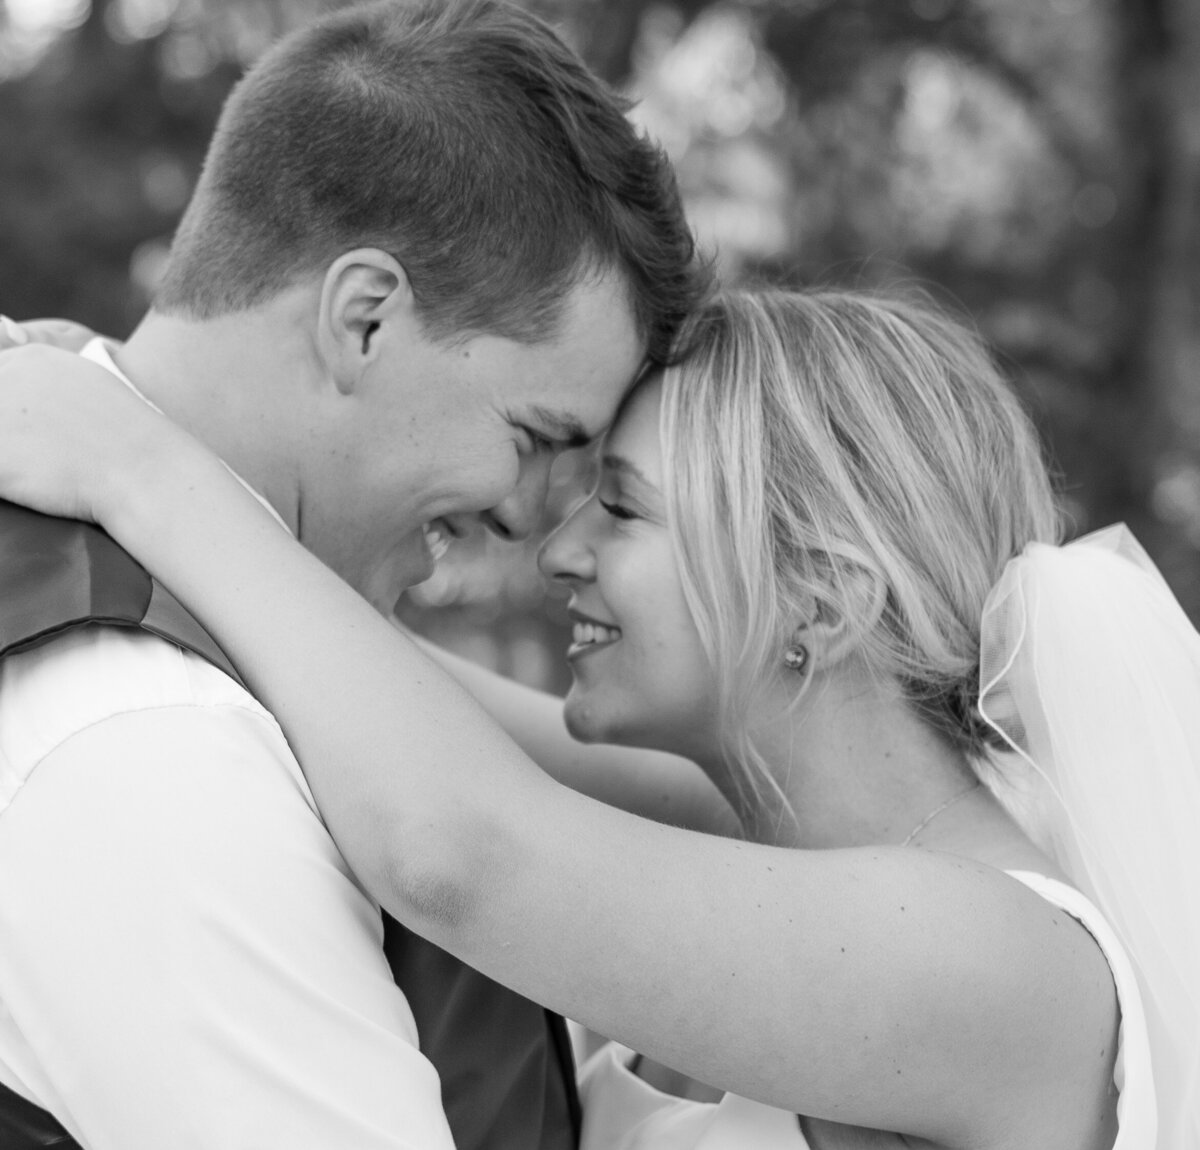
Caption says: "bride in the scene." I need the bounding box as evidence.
[0,289,1195,1148]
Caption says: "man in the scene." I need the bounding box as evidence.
[0,1,707,1146]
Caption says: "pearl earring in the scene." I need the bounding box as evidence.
[783,644,808,673]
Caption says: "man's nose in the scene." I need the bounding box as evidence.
[481,456,553,542]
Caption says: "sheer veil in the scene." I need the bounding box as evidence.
[977,524,1200,1147]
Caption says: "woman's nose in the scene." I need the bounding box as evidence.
[537,497,596,586]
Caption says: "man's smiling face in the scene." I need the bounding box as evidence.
[298,272,646,613]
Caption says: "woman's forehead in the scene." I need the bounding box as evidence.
[603,379,664,481]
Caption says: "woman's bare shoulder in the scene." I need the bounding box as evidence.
[902,851,1121,1148]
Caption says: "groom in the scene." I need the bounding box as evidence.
[0,2,706,1147]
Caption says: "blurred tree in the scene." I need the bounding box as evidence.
[1125,0,1200,602]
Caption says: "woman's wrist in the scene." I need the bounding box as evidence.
[97,418,227,549]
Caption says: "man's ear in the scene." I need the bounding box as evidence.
[793,562,887,671]
[316,249,413,395]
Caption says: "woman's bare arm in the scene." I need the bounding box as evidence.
[0,346,1118,1143]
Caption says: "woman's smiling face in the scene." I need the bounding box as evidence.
[537,379,721,759]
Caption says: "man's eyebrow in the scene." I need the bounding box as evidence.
[529,405,591,448]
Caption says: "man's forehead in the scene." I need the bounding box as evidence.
[535,272,649,426]
[523,344,648,445]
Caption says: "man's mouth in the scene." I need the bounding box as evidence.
[422,521,452,563]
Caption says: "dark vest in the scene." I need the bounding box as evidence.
[0,500,580,1150]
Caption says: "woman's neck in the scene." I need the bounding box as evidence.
[740,665,981,852]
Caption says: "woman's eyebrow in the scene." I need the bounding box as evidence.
[600,454,657,491]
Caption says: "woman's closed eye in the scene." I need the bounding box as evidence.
[600,498,638,521]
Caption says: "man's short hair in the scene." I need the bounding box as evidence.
[155,0,709,365]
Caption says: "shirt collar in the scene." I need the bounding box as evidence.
[81,338,294,537]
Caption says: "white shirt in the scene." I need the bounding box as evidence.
[0,343,455,1149]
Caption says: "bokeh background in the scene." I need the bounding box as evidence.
[4,0,1200,690]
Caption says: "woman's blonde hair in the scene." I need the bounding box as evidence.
[659,289,1060,814]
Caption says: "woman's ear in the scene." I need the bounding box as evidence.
[315,249,413,395]
[792,563,887,672]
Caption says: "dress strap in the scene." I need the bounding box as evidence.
[1005,869,1155,1148]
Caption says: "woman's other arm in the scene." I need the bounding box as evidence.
[410,634,736,834]
[0,316,96,352]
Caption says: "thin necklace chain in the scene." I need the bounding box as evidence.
[901,781,982,847]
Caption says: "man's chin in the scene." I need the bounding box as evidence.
[352,533,442,614]
[358,561,430,617]
[367,588,405,619]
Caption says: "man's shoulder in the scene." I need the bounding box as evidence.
[0,497,268,732]
[1,619,268,714]
[0,624,286,811]
[0,501,244,683]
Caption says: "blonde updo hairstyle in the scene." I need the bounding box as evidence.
[658,289,1061,813]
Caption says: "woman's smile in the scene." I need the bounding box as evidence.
[566,611,622,659]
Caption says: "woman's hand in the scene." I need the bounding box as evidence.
[0,344,173,524]
[0,315,98,353]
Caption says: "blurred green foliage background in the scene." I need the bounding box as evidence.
[4,0,1200,690]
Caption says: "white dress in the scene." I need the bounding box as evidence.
[576,870,1153,1150]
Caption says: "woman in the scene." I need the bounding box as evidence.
[0,291,1195,1148]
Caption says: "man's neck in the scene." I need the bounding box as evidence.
[113,301,318,536]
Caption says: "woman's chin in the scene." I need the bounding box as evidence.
[563,694,614,745]
[563,691,684,754]
[562,691,640,748]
